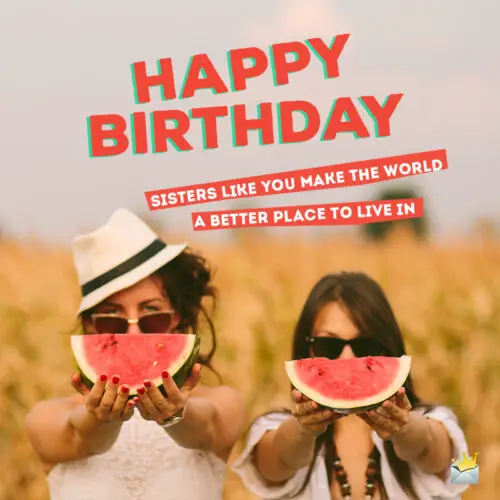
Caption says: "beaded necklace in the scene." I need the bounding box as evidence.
[332,448,379,500]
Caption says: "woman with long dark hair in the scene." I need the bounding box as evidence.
[233,272,470,499]
[25,208,245,500]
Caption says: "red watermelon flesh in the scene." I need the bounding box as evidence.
[285,355,411,413]
[71,333,199,396]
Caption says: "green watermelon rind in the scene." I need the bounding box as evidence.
[71,334,200,399]
[285,355,412,414]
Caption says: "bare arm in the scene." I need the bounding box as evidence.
[25,374,134,471]
[253,416,318,484]
[165,386,246,461]
[359,388,453,477]
[252,391,343,484]
[391,413,452,476]
[135,366,246,462]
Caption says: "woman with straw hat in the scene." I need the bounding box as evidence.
[25,208,246,500]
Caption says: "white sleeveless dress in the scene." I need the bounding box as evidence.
[47,410,226,500]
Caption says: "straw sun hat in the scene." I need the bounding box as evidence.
[72,208,187,314]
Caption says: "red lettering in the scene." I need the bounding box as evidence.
[190,106,228,149]
[180,54,229,99]
[232,103,274,147]
[279,101,320,143]
[307,34,350,79]
[359,94,403,137]
[271,41,311,86]
[322,98,370,140]
[131,112,148,154]
[228,47,268,91]
[152,110,192,152]
[131,59,176,104]
[87,114,128,157]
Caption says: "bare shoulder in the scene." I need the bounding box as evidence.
[25,394,86,473]
[25,395,82,432]
[192,385,246,459]
[193,385,244,409]
[192,385,246,427]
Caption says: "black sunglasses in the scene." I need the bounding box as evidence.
[91,311,175,334]
[306,336,390,359]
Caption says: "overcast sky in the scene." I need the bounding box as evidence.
[1,0,499,244]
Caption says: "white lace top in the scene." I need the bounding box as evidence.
[47,410,226,500]
[232,406,471,500]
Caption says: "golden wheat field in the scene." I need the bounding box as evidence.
[1,229,500,500]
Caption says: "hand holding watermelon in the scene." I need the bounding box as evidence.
[71,372,136,422]
[357,387,412,441]
[291,389,345,437]
[133,363,203,425]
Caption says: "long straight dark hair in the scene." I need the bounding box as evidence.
[289,271,433,499]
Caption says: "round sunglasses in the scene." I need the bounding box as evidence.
[306,336,390,359]
[90,311,175,334]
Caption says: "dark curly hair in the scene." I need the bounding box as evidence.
[153,246,218,369]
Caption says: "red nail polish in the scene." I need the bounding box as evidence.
[121,386,129,394]
[138,387,145,395]
[144,381,152,388]
[162,371,169,379]
[133,397,139,403]
[100,374,107,382]
[112,375,120,385]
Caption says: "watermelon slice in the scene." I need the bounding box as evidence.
[285,355,411,414]
[71,333,200,397]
